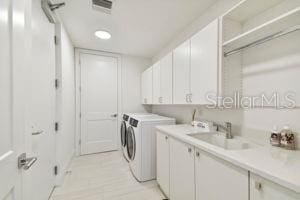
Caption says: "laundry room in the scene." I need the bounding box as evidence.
[1,0,300,200]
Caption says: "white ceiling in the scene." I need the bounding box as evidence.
[55,0,217,58]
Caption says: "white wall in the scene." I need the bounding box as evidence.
[55,23,76,184]
[151,0,300,147]
[121,55,152,113]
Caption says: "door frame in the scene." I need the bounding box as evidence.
[75,48,122,156]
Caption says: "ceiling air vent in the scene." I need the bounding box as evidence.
[92,0,113,14]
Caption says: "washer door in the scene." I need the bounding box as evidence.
[126,126,136,161]
[120,121,127,147]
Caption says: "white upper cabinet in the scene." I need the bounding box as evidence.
[144,19,219,105]
[160,52,173,104]
[191,19,219,104]
[153,53,173,104]
[173,19,219,105]
[152,62,161,104]
[173,40,191,104]
[141,67,153,104]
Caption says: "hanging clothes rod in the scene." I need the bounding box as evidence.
[224,25,300,57]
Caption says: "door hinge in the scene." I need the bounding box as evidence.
[79,139,81,145]
[54,165,58,175]
[55,79,59,89]
[54,35,59,45]
[55,122,59,131]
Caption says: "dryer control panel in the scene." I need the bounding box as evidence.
[123,114,129,121]
[129,118,139,127]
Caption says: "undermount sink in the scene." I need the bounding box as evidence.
[187,132,258,150]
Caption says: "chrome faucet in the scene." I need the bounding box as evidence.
[213,122,233,139]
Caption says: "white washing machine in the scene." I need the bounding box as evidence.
[120,113,156,162]
[126,115,175,182]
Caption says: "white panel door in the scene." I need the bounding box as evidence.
[0,0,22,199]
[160,52,173,104]
[80,54,119,155]
[173,40,191,104]
[195,150,248,200]
[24,0,56,199]
[152,62,161,104]
[156,132,170,197]
[191,19,219,104]
[170,138,195,200]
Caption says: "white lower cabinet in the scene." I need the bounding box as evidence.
[170,138,195,200]
[156,134,299,200]
[195,149,248,200]
[250,173,300,200]
[156,131,170,197]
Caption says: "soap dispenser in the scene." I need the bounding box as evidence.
[280,125,296,150]
[270,125,281,147]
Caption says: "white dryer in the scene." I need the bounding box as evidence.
[120,113,155,162]
[126,115,175,182]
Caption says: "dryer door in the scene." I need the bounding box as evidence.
[121,121,127,147]
[127,126,136,161]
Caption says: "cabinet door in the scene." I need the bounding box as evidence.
[191,19,219,104]
[152,62,161,104]
[173,40,191,104]
[156,132,170,197]
[195,150,248,200]
[170,138,195,200]
[141,70,147,104]
[141,67,153,104]
[160,52,173,104]
[250,174,300,200]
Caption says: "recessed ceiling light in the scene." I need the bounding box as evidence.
[94,30,111,40]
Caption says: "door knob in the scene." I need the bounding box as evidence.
[18,153,37,170]
[111,114,118,118]
[255,181,262,190]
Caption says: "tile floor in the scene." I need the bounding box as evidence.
[50,151,166,200]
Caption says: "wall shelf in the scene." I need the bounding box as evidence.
[223,7,300,55]
[224,0,284,23]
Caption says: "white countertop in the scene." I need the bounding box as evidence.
[156,124,300,193]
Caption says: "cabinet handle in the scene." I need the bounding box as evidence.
[196,151,200,157]
[165,136,168,140]
[186,94,189,103]
[255,182,262,191]
[158,97,163,103]
[188,147,192,153]
[189,93,193,103]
